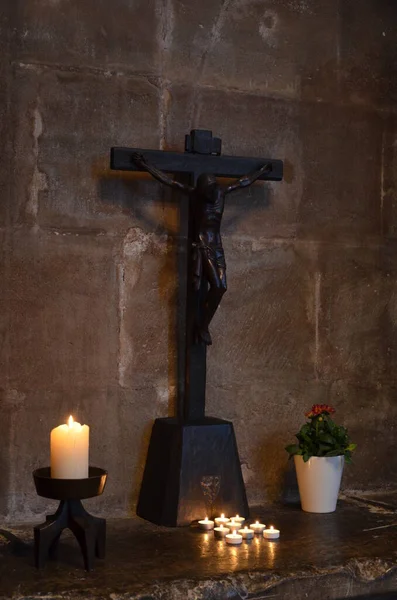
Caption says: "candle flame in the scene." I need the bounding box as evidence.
[270,525,274,531]
[205,516,208,522]
[68,415,74,428]
[220,524,223,529]
[256,520,259,525]
[221,513,225,518]
[236,514,239,519]
[244,526,248,530]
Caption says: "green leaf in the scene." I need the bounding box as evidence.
[324,449,342,457]
[285,444,300,456]
[347,443,357,452]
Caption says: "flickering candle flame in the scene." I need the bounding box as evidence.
[68,415,74,428]
[270,525,274,531]
[221,513,225,518]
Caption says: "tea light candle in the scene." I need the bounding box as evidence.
[239,525,254,540]
[251,520,266,534]
[226,531,243,545]
[233,514,245,525]
[51,415,89,479]
[263,525,280,539]
[214,524,230,539]
[215,513,229,527]
[198,517,214,531]
[226,519,240,532]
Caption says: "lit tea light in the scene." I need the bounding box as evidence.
[238,525,254,540]
[263,525,280,539]
[214,524,230,539]
[234,514,245,525]
[215,513,229,527]
[198,517,214,531]
[226,519,240,532]
[226,530,243,545]
[250,520,266,534]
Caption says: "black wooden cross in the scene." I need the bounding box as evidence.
[111,130,283,423]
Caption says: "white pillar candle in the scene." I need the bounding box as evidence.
[263,525,280,539]
[239,526,254,540]
[51,415,89,479]
[226,531,243,545]
[198,517,214,530]
[226,520,240,532]
[214,524,230,539]
[215,513,229,526]
[250,520,266,534]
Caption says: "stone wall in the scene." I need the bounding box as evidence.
[1,0,397,520]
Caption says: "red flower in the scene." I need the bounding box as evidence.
[305,404,335,418]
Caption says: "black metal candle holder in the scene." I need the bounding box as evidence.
[33,466,107,571]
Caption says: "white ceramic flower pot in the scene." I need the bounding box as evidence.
[294,455,344,513]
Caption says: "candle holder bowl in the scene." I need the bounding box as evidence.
[32,466,107,571]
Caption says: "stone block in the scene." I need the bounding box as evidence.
[13,0,160,76]
[316,244,397,383]
[207,239,317,385]
[330,380,397,491]
[339,0,397,110]
[11,66,163,231]
[0,7,12,229]
[115,227,177,392]
[297,102,383,243]
[164,0,338,101]
[382,114,397,238]
[6,228,119,393]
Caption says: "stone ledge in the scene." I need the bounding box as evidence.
[1,496,397,600]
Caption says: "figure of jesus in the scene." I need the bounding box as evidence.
[132,153,271,345]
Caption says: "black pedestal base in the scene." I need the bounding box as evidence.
[137,417,249,526]
[34,499,106,571]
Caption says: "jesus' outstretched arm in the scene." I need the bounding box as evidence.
[225,162,272,194]
[132,153,194,194]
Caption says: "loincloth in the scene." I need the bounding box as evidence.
[193,241,226,271]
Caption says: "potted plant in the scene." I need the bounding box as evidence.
[285,404,356,513]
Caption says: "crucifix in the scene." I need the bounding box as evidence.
[111,130,283,526]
